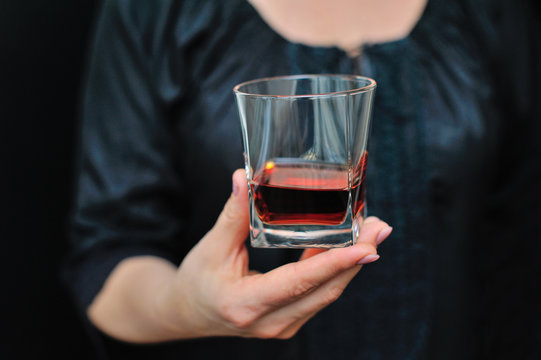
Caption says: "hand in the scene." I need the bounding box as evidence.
[155,169,392,340]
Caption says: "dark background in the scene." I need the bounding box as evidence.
[1,0,98,358]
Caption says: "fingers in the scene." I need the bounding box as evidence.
[274,313,315,339]
[299,248,327,262]
[199,171,392,338]
[235,218,392,339]
[298,217,392,261]
[205,169,250,254]
[245,218,391,310]
[252,264,362,339]
[361,216,393,245]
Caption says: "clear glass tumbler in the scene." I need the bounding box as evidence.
[234,74,376,248]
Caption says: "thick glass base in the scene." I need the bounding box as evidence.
[249,206,362,248]
[250,227,354,248]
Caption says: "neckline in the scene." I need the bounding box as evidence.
[361,0,436,55]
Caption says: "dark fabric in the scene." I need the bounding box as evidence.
[63,0,541,359]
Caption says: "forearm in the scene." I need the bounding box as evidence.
[87,256,191,343]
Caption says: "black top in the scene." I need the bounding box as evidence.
[64,0,541,359]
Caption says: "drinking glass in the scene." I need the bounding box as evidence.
[234,74,376,248]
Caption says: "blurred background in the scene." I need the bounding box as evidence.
[1,0,97,358]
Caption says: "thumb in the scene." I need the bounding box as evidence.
[207,169,250,253]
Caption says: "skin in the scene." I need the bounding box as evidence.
[88,170,392,342]
[249,0,428,54]
[86,1,430,342]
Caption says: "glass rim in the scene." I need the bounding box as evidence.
[233,74,376,98]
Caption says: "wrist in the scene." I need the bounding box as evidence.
[151,269,215,340]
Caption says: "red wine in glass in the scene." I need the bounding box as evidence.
[252,155,367,225]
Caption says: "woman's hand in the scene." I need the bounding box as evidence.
[88,169,392,343]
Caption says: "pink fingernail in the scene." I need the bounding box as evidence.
[232,178,239,196]
[376,227,393,245]
[356,254,380,265]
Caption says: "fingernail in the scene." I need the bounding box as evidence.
[376,227,393,245]
[356,254,380,265]
[232,182,239,197]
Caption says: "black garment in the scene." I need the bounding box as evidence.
[64,0,541,359]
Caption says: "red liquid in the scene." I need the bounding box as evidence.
[252,155,367,225]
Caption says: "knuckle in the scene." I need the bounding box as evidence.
[363,216,381,224]
[218,298,259,330]
[288,265,318,299]
[327,259,345,275]
[289,280,316,299]
[253,325,285,339]
[276,328,298,340]
[322,285,345,305]
[224,308,257,330]
[355,242,376,256]
[221,201,239,223]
